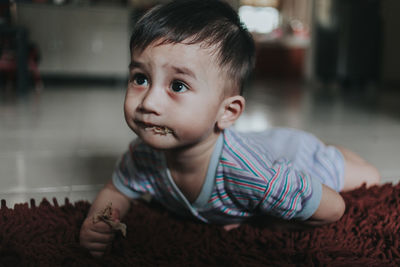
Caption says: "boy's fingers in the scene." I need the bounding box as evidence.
[91,221,114,234]
[87,231,115,243]
[90,251,105,258]
[86,242,109,252]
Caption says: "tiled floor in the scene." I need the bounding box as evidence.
[1,80,400,207]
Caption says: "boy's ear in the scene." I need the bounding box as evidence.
[216,95,245,131]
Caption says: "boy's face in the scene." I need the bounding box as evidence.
[124,40,230,150]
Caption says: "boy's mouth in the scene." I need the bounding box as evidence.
[136,121,173,135]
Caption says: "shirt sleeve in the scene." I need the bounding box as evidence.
[257,158,322,221]
[112,141,149,199]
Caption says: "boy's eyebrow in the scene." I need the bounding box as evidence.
[170,65,196,79]
[128,61,142,70]
[129,60,196,79]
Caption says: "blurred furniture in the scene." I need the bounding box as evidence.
[255,41,306,80]
[313,0,381,87]
[0,25,42,93]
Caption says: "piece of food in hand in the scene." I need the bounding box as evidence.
[93,202,127,237]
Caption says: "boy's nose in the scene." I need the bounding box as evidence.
[137,86,163,115]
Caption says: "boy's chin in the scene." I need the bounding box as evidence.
[138,134,178,150]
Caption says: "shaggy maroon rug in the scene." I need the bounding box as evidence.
[1,183,400,266]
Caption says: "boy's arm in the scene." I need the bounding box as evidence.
[224,184,345,231]
[86,180,132,219]
[80,180,132,257]
[304,184,345,226]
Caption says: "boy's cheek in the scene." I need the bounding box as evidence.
[123,106,132,123]
[123,108,137,132]
[124,98,138,117]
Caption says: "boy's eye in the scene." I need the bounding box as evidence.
[132,74,148,86]
[171,81,188,93]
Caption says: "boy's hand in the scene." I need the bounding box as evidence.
[80,208,120,257]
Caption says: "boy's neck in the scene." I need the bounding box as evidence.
[164,131,221,174]
[164,131,221,203]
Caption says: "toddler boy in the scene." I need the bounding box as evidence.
[80,0,380,257]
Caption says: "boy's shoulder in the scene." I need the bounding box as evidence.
[221,128,276,169]
[223,128,273,155]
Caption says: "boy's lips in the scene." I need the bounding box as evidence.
[135,121,174,135]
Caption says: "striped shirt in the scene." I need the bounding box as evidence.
[112,128,344,224]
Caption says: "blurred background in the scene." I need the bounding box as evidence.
[1,0,399,207]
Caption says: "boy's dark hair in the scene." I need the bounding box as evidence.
[129,0,255,95]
